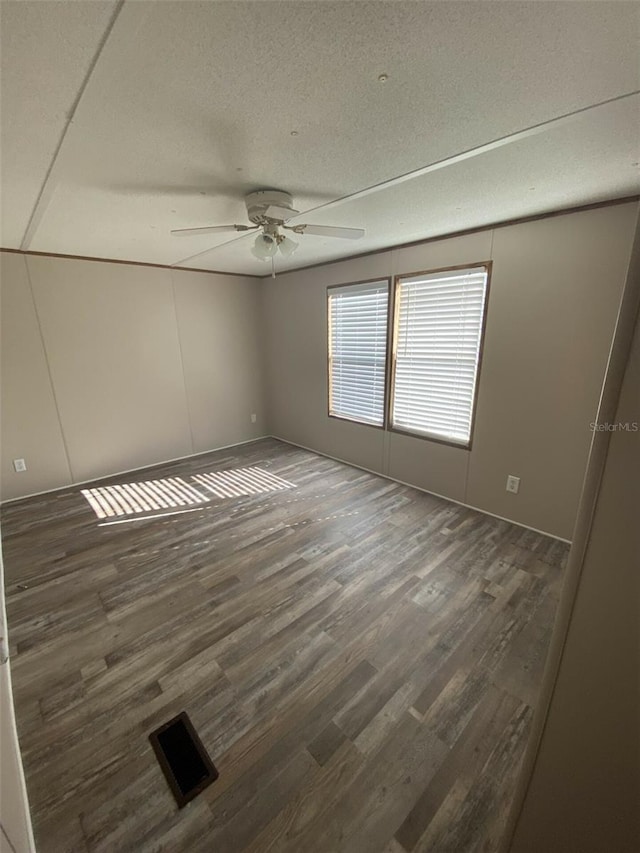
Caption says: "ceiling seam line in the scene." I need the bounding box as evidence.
[171,230,256,268]
[19,0,126,251]
[169,88,640,269]
[289,89,640,219]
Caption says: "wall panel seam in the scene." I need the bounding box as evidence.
[22,256,75,483]
[463,227,496,505]
[501,207,640,853]
[169,271,195,455]
[271,434,570,543]
[0,436,269,504]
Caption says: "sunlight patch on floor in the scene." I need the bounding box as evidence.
[192,466,295,499]
[82,466,296,519]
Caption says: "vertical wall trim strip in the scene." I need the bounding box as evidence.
[169,270,195,456]
[22,256,75,483]
[463,228,496,504]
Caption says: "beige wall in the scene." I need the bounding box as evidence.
[508,283,640,853]
[2,202,637,532]
[172,269,264,454]
[262,202,639,540]
[0,253,72,499]
[0,254,265,501]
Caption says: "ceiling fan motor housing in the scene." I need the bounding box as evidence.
[245,190,295,224]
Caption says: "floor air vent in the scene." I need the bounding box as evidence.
[149,711,219,808]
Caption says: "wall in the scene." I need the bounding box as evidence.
[508,279,640,852]
[0,254,265,501]
[0,540,35,852]
[262,202,639,540]
[2,202,637,531]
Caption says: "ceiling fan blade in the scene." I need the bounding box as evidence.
[288,224,365,239]
[171,224,256,237]
[264,204,300,221]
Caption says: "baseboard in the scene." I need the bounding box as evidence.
[0,436,269,505]
[3,433,573,544]
[269,434,572,544]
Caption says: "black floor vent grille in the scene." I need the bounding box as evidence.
[149,711,219,808]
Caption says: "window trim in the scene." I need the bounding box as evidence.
[326,262,491,448]
[387,260,492,450]
[327,277,391,429]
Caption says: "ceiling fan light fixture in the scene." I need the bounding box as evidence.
[278,235,298,257]
[170,189,365,269]
[251,233,277,260]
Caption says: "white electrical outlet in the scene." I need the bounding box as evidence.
[506,475,520,494]
[250,413,257,424]
[13,458,27,473]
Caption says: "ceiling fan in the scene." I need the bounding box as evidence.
[171,190,364,274]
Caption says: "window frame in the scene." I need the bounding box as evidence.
[387,261,492,450]
[326,261,491,448]
[327,277,392,429]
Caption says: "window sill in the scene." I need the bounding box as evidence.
[328,412,386,430]
[387,424,472,450]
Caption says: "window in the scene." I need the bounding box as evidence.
[391,265,489,446]
[326,265,489,444]
[328,280,389,426]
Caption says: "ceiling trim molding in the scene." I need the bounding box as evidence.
[2,195,637,281]
[259,195,640,279]
[0,248,256,279]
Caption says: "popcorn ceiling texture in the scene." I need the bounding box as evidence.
[1,0,638,274]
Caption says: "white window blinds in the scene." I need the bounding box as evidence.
[328,281,389,426]
[392,266,488,445]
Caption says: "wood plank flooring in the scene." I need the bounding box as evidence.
[1,438,568,853]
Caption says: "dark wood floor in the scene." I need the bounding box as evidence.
[1,438,568,853]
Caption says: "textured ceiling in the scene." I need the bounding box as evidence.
[1,0,639,276]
